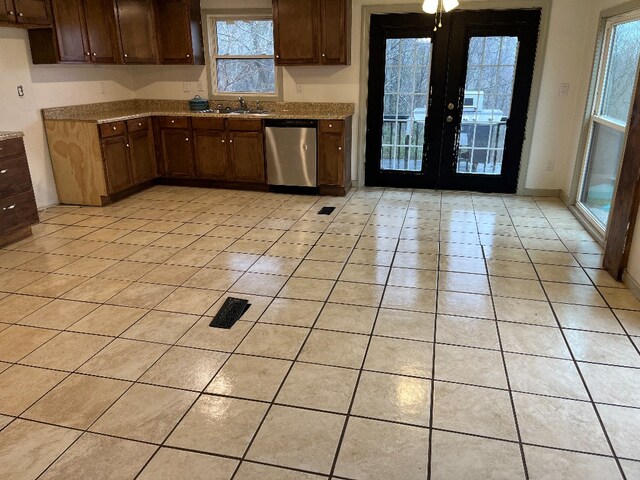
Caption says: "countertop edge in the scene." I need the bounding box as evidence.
[0,131,25,141]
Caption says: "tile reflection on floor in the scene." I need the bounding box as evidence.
[0,186,639,479]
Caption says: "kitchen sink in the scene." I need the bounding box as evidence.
[228,109,271,115]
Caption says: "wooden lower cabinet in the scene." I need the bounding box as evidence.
[129,128,157,183]
[318,118,351,194]
[0,136,39,247]
[193,129,229,180]
[159,128,194,177]
[102,136,134,194]
[229,131,265,183]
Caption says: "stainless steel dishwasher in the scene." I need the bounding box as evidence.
[265,120,317,187]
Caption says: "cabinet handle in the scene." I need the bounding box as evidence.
[138,122,142,126]
[322,53,326,57]
[185,138,189,142]
[124,54,128,58]
[229,139,233,143]
[18,12,23,17]
[338,147,342,151]
[92,53,96,56]
[276,54,280,59]
[0,169,7,174]
[2,204,15,211]
[187,54,190,58]
[329,124,333,128]
[171,120,175,124]
[221,139,225,143]
[85,52,90,56]
[126,144,130,148]
[8,11,13,15]
[113,126,117,130]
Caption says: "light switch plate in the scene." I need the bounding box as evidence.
[183,82,192,93]
[296,84,304,95]
[559,83,570,96]
[17,85,24,97]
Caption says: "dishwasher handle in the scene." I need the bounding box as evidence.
[265,119,318,129]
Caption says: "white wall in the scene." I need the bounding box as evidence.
[0,27,135,207]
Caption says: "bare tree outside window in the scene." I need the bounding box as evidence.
[210,18,277,94]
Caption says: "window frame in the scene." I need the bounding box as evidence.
[206,12,282,99]
[575,9,640,239]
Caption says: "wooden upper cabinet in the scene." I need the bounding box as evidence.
[273,0,319,65]
[0,1,15,23]
[320,0,350,65]
[14,0,51,25]
[115,0,158,64]
[155,0,203,65]
[83,0,120,63]
[272,0,350,66]
[50,0,87,63]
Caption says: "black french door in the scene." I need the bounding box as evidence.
[365,9,541,193]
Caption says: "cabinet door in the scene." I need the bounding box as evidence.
[0,1,16,23]
[320,0,349,65]
[160,129,194,177]
[129,129,157,184]
[102,136,134,194]
[229,131,265,183]
[83,0,120,63]
[51,0,88,63]
[273,0,319,65]
[318,132,344,186]
[194,130,229,180]
[14,0,51,25]
[115,0,158,64]
[155,0,193,64]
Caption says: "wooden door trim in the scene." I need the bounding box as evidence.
[603,68,640,280]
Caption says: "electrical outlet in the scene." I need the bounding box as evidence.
[197,82,205,92]
[296,84,304,95]
[99,82,106,95]
[183,82,192,93]
[16,85,24,97]
[546,159,555,171]
[559,83,570,96]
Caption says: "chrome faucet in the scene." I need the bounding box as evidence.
[238,96,247,110]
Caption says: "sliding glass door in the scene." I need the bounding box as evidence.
[577,12,640,232]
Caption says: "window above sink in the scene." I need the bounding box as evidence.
[206,13,283,100]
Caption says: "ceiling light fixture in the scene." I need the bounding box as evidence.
[422,0,460,30]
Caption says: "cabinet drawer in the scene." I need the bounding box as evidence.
[227,118,262,132]
[127,118,150,133]
[319,120,344,134]
[0,190,39,234]
[0,138,26,160]
[192,117,225,131]
[0,155,33,197]
[99,122,127,138]
[158,116,190,129]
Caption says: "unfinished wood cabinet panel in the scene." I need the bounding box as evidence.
[45,120,108,206]
[116,0,158,64]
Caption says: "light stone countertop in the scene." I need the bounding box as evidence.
[0,131,24,141]
[42,99,355,124]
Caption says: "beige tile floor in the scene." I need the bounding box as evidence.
[0,185,639,479]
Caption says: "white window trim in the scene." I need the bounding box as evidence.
[207,13,282,100]
[575,9,640,236]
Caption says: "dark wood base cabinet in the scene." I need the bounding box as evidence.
[0,137,39,247]
[318,118,352,195]
[45,114,352,207]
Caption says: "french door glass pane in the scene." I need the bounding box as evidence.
[381,37,433,172]
[600,19,640,124]
[456,36,519,175]
[580,122,625,225]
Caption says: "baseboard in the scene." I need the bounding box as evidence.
[559,189,572,207]
[521,188,561,197]
[623,269,640,301]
